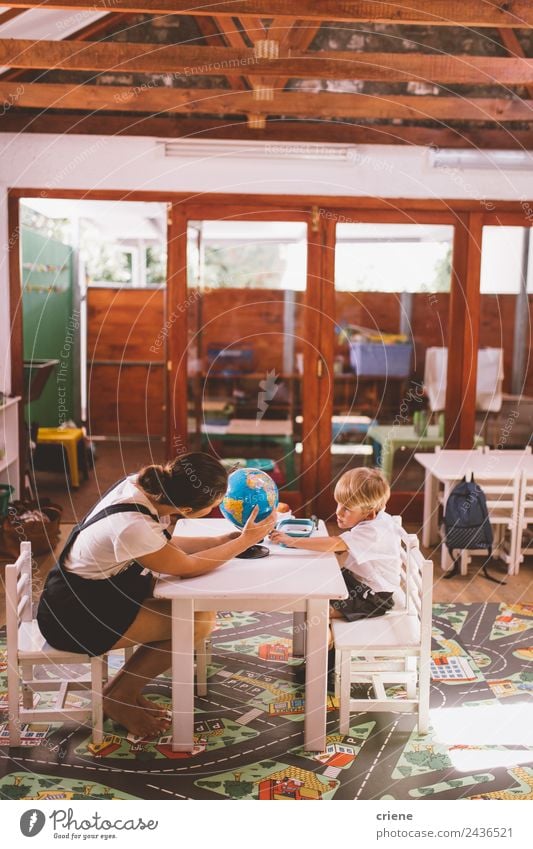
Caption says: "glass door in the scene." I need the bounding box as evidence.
[316,219,455,515]
[177,215,314,507]
[478,222,533,447]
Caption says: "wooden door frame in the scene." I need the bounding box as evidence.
[167,203,319,509]
[8,195,173,494]
[315,207,459,513]
[316,206,529,458]
[446,208,533,447]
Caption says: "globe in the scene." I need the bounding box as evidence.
[220,467,279,530]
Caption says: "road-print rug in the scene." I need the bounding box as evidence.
[1,603,532,800]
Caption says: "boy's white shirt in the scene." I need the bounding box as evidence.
[339,510,401,593]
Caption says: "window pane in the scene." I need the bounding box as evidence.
[20,199,168,289]
[187,221,308,493]
[333,222,454,489]
[336,223,452,293]
[480,227,529,294]
[187,221,307,291]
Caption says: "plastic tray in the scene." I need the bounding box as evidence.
[275,518,315,538]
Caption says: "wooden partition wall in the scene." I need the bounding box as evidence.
[86,287,166,437]
[9,189,533,513]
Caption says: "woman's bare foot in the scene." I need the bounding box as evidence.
[103,692,169,738]
[136,694,169,717]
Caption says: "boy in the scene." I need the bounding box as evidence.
[269,467,401,622]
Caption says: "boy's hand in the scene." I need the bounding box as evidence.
[269,530,295,547]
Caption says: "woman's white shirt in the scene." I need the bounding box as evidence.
[64,476,168,579]
[339,510,401,593]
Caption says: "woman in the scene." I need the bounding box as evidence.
[37,452,275,737]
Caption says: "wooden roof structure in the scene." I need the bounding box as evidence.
[0,1,532,148]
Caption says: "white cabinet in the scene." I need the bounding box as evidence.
[0,396,21,500]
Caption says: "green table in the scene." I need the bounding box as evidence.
[367,424,484,480]
[198,418,296,485]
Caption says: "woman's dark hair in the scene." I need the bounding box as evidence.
[138,452,228,510]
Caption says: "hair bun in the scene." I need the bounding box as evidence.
[138,452,228,510]
[138,464,166,497]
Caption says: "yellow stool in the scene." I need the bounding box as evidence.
[36,427,85,488]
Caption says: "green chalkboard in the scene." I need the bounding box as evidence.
[22,227,76,427]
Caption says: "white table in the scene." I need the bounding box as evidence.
[415,450,533,570]
[154,518,347,753]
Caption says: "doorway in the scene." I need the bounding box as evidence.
[173,213,315,510]
[17,197,169,518]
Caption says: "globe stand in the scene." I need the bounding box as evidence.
[236,542,270,559]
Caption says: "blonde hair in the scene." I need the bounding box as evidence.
[334,467,390,513]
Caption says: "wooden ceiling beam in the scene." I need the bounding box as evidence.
[225,16,275,107]
[2,39,533,85]
[3,2,533,29]
[0,11,137,81]
[0,9,137,81]
[239,17,267,40]
[267,18,299,49]
[193,16,248,90]
[0,9,26,26]
[2,110,533,149]
[499,28,533,100]
[2,81,531,123]
[275,22,321,53]
[267,20,322,92]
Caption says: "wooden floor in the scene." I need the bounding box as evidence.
[1,522,531,630]
[28,439,532,606]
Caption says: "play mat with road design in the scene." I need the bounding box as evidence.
[1,603,532,800]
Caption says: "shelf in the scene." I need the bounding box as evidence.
[0,397,20,499]
[0,396,21,412]
[190,372,407,381]
[0,455,18,474]
[191,372,301,380]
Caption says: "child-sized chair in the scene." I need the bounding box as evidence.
[446,471,522,579]
[333,520,433,735]
[515,469,533,574]
[6,542,210,746]
[6,542,107,746]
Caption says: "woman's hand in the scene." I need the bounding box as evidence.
[269,529,295,547]
[241,506,277,546]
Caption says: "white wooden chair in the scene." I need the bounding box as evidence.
[6,542,107,746]
[434,447,484,501]
[6,542,211,746]
[452,471,522,577]
[196,640,211,697]
[333,521,433,735]
[515,470,533,574]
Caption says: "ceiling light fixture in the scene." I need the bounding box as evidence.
[160,139,358,162]
[429,148,533,171]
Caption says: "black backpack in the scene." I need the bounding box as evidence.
[443,476,504,584]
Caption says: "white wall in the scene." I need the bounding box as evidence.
[2,132,533,393]
[2,134,533,201]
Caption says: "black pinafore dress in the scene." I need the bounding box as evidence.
[37,497,171,657]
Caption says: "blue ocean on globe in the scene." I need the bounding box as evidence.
[220,467,279,529]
